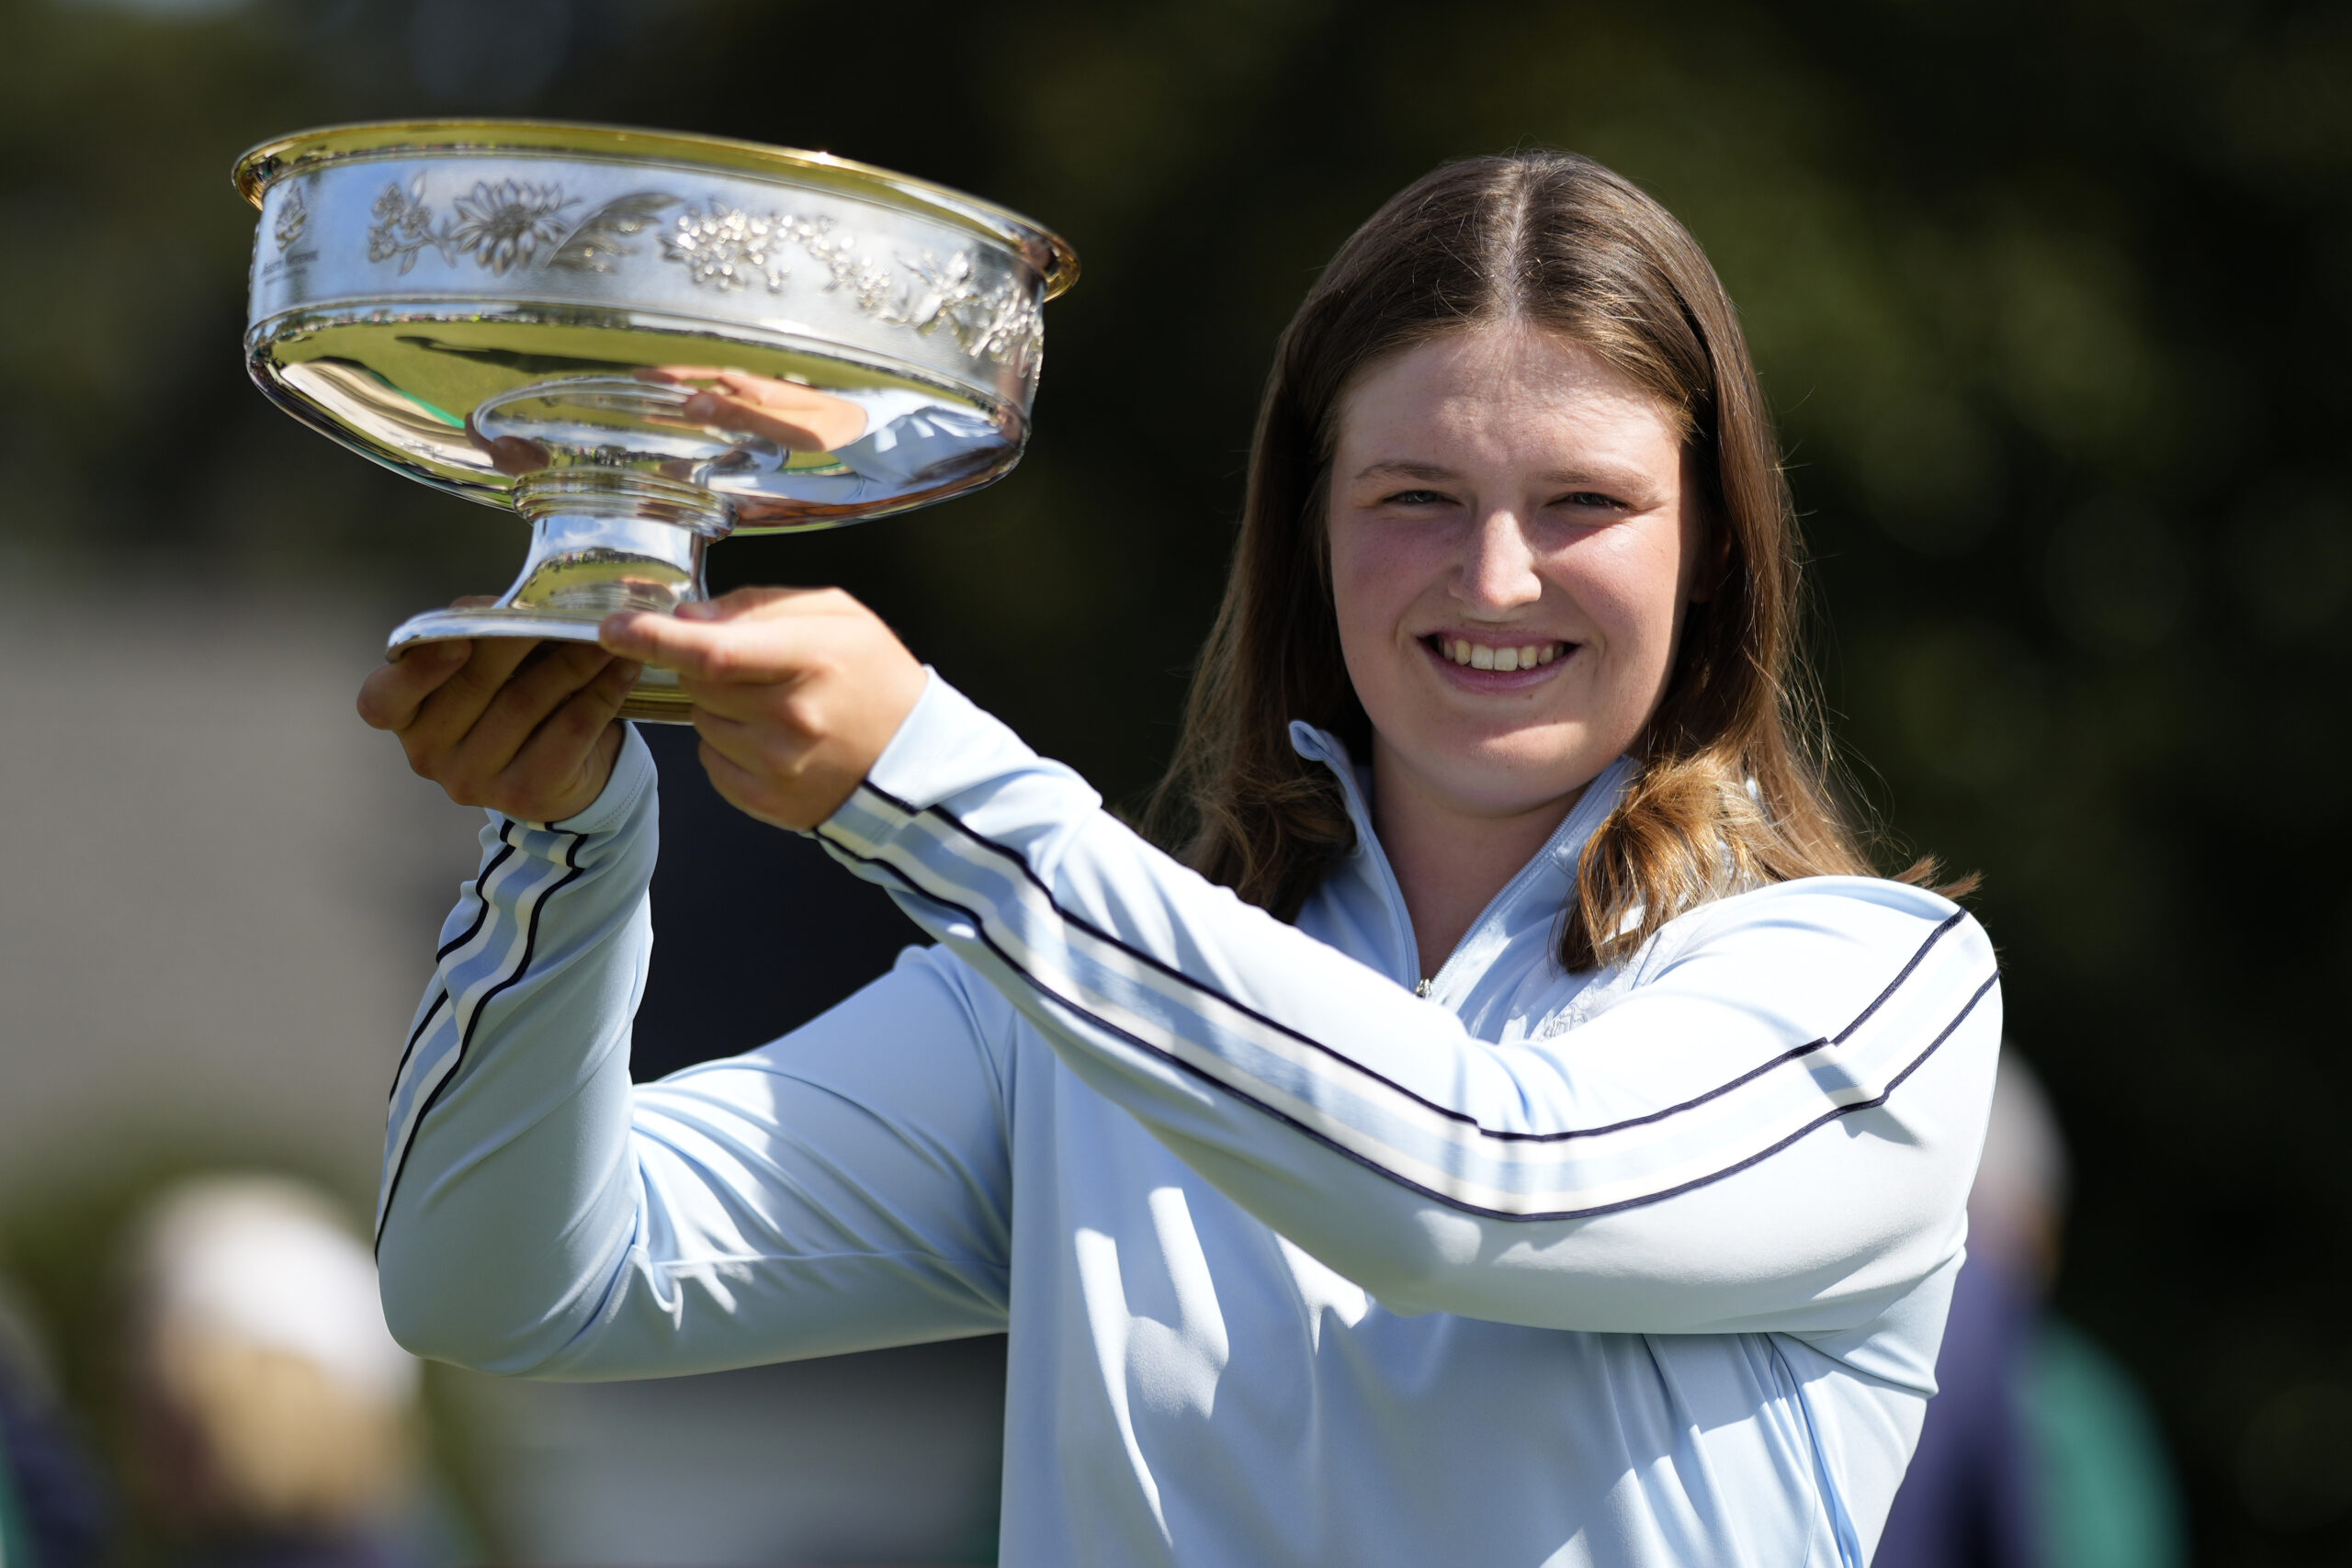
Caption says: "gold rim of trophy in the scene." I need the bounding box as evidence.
[232,118,1080,302]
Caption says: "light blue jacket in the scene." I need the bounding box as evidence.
[377,674,2001,1567]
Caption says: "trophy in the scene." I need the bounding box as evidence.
[233,120,1076,720]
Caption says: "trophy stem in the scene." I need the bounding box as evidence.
[503,471,729,619]
[384,469,735,724]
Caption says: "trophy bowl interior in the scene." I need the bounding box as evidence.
[248,307,1023,533]
[238,120,1073,536]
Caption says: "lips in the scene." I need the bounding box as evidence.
[1415,633,1577,690]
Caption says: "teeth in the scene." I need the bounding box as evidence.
[1437,637,1567,670]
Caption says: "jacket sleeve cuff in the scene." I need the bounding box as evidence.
[854,669,1045,813]
[542,722,658,836]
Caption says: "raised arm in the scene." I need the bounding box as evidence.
[375,731,1015,1377]
[358,636,1012,1380]
[807,677,2001,1342]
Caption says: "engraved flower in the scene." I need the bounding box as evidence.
[894,250,978,333]
[367,180,439,270]
[446,180,576,275]
[968,289,1044,375]
[662,204,790,292]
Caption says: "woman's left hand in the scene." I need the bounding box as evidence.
[599,587,928,830]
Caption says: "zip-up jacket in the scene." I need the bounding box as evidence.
[376,673,2002,1567]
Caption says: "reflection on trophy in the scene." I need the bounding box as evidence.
[233,120,1077,720]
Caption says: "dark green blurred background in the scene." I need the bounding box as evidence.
[4,0,2350,1561]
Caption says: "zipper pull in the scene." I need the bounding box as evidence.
[1415,977,1433,998]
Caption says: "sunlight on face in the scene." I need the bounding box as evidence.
[1327,322,1704,823]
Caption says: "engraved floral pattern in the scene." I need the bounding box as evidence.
[660,203,795,292]
[355,179,1044,376]
[889,248,1044,374]
[546,192,680,273]
[367,179,439,273]
[657,202,1041,374]
[791,217,900,312]
[366,178,579,276]
[447,180,577,274]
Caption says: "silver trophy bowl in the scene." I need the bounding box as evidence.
[234,120,1077,720]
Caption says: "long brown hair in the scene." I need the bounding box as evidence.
[1150,151,1951,973]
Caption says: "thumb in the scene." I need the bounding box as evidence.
[598,608,810,682]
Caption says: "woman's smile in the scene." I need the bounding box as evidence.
[1419,631,1576,682]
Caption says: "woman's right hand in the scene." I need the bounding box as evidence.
[356,615,640,823]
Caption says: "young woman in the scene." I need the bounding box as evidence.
[359,153,1999,1567]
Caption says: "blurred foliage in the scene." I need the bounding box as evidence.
[5,0,2350,1559]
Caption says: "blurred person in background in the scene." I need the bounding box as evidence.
[357,152,2002,1565]
[124,1178,434,1568]
[0,1280,106,1568]
[1877,1053,2184,1568]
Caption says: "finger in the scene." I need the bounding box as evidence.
[598,609,813,682]
[410,637,547,742]
[696,736,807,830]
[696,369,810,405]
[686,701,799,777]
[675,671,812,724]
[677,393,832,452]
[454,644,629,779]
[708,375,867,446]
[695,720,860,832]
[498,654,639,808]
[359,640,469,731]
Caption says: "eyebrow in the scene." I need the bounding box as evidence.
[1348,459,1652,490]
[1351,460,1459,482]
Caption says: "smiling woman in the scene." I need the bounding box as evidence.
[359,152,1999,1568]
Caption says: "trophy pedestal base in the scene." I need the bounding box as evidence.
[386,606,694,724]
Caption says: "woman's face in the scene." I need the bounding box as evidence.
[1327,322,1707,822]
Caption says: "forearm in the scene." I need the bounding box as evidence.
[375,728,661,1373]
[376,733,1015,1377]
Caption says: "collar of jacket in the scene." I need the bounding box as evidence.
[1285,721,1639,1003]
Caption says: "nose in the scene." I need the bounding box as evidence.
[1453,508,1543,615]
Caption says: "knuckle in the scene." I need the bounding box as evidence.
[441,666,496,706]
[776,691,828,735]
[545,705,600,748]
